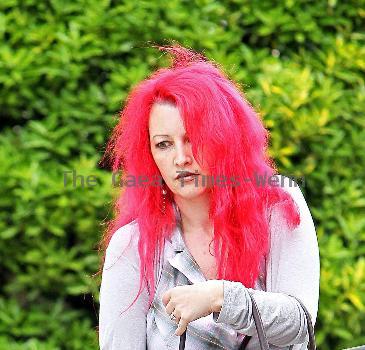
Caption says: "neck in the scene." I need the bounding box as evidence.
[173,194,213,238]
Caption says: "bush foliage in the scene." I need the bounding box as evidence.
[0,0,364,349]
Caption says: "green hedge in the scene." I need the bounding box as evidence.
[0,0,364,349]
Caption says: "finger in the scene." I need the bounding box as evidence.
[175,317,188,336]
[165,301,175,316]
[161,290,171,306]
[172,309,181,324]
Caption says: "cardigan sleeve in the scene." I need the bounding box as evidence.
[213,176,320,349]
[98,222,149,350]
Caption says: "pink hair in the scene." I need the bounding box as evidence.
[97,43,300,314]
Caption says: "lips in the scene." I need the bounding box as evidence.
[175,171,199,180]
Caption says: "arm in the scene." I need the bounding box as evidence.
[213,176,320,348]
[98,222,149,350]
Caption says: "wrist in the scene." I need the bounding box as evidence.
[208,280,224,313]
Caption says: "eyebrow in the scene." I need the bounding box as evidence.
[152,133,187,139]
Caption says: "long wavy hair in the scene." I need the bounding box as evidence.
[97,43,300,314]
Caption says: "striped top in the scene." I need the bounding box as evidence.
[99,176,320,349]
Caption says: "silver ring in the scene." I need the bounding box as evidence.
[170,313,177,321]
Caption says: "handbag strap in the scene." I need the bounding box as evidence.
[241,293,316,350]
[179,331,186,350]
[287,294,316,350]
[245,289,270,350]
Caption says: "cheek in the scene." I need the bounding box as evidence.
[152,153,170,175]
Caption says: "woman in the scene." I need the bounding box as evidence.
[98,44,320,349]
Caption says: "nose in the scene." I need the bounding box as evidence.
[174,142,192,167]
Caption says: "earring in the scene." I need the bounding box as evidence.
[161,186,167,214]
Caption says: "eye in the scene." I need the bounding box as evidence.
[155,141,171,149]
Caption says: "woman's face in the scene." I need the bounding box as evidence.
[149,102,209,200]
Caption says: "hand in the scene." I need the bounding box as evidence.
[161,280,224,336]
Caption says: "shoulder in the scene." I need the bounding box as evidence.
[268,174,309,225]
[268,174,318,248]
[104,219,141,269]
[265,176,320,321]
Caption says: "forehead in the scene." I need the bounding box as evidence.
[149,103,186,136]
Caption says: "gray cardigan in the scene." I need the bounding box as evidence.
[99,176,320,349]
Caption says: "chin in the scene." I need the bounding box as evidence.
[173,186,208,200]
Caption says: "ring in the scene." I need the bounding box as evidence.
[170,313,177,321]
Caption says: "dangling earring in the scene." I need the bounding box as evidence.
[161,186,167,214]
